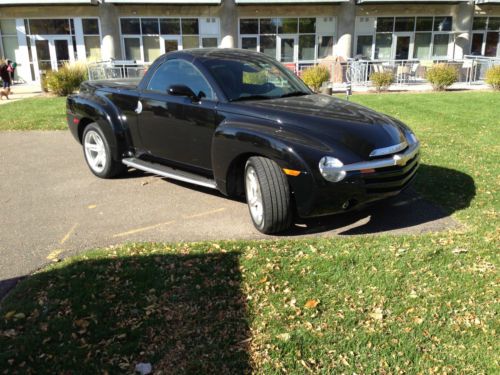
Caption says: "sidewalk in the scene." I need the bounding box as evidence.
[0,82,43,105]
[332,81,490,94]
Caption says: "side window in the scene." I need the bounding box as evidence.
[147,59,214,100]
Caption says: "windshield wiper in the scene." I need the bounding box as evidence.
[279,91,309,98]
[230,95,272,102]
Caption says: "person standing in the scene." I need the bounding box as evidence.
[0,59,13,93]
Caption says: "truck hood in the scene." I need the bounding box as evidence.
[230,94,409,161]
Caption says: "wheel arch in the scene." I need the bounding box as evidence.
[69,94,131,161]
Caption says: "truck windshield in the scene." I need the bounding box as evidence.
[202,55,311,102]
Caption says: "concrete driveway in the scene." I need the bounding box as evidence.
[0,131,458,283]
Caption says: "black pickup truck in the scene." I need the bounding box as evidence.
[67,49,420,234]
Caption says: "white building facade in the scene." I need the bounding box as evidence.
[0,0,499,83]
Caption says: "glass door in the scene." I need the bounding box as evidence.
[393,33,413,60]
[278,35,298,63]
[161,36,181,54]
[31,36,74,80]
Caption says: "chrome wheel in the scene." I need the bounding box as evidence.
[84,130,106,174]
[245,166,264,227]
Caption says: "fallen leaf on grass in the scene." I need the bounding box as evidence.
[276,333,291,342]
[369,308,384,321]
[13,313,25,319]
[304,299,319,309]
[452,248,468,254]
[4,311,16,319]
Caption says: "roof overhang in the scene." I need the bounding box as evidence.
[357,0,471,3]
[475,0,500,3]
[105,0,221,3]
[0,0,94,4]
[235,0,349,3]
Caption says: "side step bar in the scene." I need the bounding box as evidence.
[122,157,217,189]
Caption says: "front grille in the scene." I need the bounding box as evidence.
[363,154,419,194]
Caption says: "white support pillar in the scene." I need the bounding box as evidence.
[337,0,356,59]
[219,0,237,48]
[15,19,32,82]
[452,1,475,59]
[99,3,121,60]
[73,18,86,62]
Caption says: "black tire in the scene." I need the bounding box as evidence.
[245,156,292,234]
[82,123,125,178]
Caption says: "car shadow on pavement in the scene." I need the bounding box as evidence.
[0,252,251,374]
[117,164,475,236]
[287,164,476,236]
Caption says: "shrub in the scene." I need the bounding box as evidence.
[46,62,88,96]
[485,65,500,91]
[426,64,458,91]
[301,65,330,92]
[369,71,394,92]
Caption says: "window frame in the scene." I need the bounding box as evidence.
[355,15,455,60]
[145,58,216,101]
[119,17,221,63]
[470,16,500,58]
[237,16,336,65]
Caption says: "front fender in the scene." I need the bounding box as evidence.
[66,92,131,161]
[212,118,319,217]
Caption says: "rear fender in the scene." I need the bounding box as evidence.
[67,93,131,161]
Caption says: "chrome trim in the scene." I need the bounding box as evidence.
[369,141,408,157]
[320,141,420,175]
[122,158,217,189]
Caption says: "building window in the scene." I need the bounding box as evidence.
[120,17,219,62]
[366,16,454,60]
[432,34,449,58]
[356,35,372,59]
[0,19,19,63]
[82,18,101,61]
[471,17,500,57]
[239,17,334,64]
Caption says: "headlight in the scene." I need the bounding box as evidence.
[319,156,347,183]
[407,131,418,145]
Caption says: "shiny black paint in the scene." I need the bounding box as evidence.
[67,49,419,218]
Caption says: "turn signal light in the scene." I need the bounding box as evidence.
[360,168,376,174]
[283,168,301,176]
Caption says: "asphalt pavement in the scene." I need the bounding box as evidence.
[0,131,458,286]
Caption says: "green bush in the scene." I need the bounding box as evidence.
[485,65,500,91]
[301,65,330,92]
[46,62,88,96]
[369,71,394,92]
[426,64,458,91]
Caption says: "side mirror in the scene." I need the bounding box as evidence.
[168,84,197,100]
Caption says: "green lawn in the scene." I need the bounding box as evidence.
[0,96,67,131]
[1,92,499,373]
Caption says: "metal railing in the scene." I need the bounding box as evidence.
[87,60,148,81]
[326,56,500,88]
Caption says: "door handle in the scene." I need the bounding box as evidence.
[135,100,143,114]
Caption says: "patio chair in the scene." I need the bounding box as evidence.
[396,64,411,84]
[409,63,420,82]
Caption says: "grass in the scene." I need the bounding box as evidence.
[0,96,67,131]
[1,91,499,373]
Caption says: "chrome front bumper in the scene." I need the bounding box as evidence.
[321,141,420,174]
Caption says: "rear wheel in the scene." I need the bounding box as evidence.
[82,123,125,178]
[245,156,292,234]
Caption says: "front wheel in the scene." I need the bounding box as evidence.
[245,156,292,234]
[82,123,125,178]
